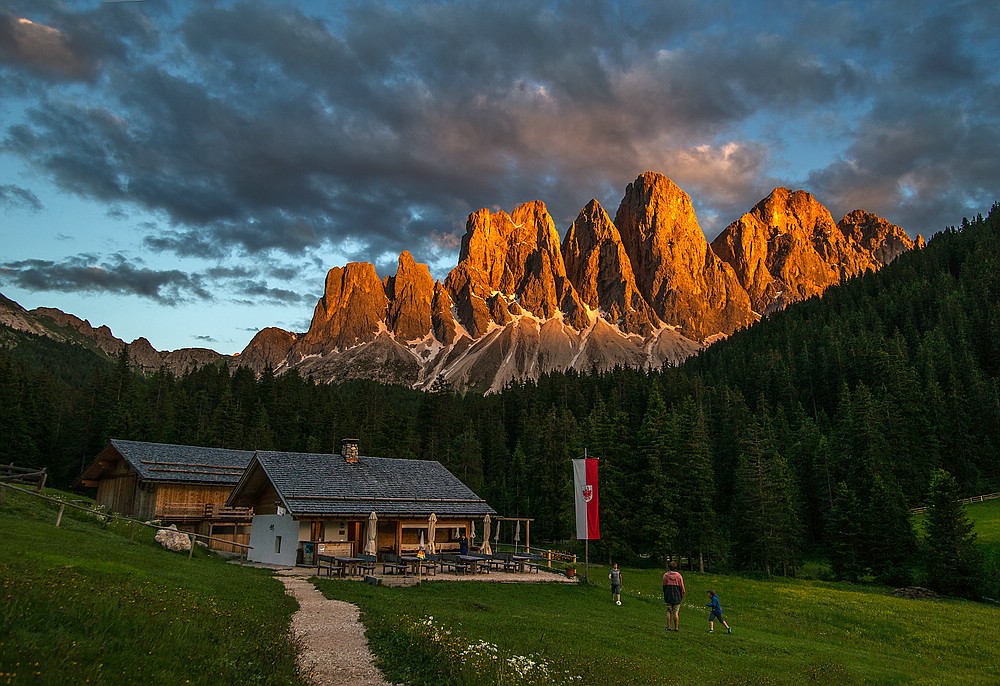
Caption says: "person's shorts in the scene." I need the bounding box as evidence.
[709,609,724,621]
[666,603,682,612]
[611,584,621,594]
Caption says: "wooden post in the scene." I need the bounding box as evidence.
[188,534,195,559]
[129,519,137,543]
[55,503,65,528]
[37,468,47,493]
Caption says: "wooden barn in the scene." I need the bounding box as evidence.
[75,439,255,552]
[226,438,497,566]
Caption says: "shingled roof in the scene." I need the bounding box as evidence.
[78,439,254,485]
[229,450,497,518]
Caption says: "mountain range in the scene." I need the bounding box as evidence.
[1,172,923,392]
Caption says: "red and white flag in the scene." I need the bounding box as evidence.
[573,458,600,540]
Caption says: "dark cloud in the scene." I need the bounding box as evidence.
[0,11,96,81]
[3,0,999,274]
[0,184,42,211]
[0,253,211,304]
[0,251,314,307]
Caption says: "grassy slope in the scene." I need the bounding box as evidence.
[967,498,1000,549]
[0,487,305,686]
[319,561,1000,686]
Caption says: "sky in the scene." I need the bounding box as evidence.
[1,0,999,354]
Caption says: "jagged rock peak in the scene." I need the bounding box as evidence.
[838,209,922,265]
[562,198,660,335]
[614,171,755,340]
[385,251,436,342]
[297,261,388,353]
[711,188,890,315]
[445,200,587,335]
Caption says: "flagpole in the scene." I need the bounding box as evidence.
[585,449,589,583]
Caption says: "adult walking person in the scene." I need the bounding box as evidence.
[662,560,686,632]
[609,563,623,605]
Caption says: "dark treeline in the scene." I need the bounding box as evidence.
[3,204,1000,593]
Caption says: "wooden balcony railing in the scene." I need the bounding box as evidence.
[158,502,253,521]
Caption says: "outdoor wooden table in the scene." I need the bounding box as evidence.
[334,556,365,576]
[511,555,534,573]
[458,555,489,573]
[400,556,424,574]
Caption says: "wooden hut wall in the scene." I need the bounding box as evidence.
[248,483,282,515]
[94,468,137,517]
[153,483,235,518]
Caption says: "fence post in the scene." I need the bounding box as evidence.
[130,519,137,543]
[37,468,47,493]
[55,503,66,528]
[188,534,195,559]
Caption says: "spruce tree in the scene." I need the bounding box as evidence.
[923,469,983,598]
[827,481,864,582]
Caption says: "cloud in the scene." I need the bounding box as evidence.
[0,184,42,211]
[0,13,95,81]
[0,253,210,304]
[2,0,999,276]
[0,251,315,307]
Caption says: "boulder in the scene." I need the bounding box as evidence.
[155,525,192,553]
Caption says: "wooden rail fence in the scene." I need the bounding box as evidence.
[0,481,252,560]
[911,491,1000,514]
[0,463,47,492]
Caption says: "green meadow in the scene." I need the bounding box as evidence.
[0,487,305,685]
[316,566,999,686]
[3,486,1000,685]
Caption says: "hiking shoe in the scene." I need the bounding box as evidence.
[708,629,714,633]
[727,627,732,634]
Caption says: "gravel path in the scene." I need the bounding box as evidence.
[276,570,393,686]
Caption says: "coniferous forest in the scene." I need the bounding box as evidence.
[3,204,1000,596]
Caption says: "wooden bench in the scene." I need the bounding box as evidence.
[317,554,346,577]
[358,555,378,576]
[419,556,438,576]
[381,553,409,575]
[439,555,470,574]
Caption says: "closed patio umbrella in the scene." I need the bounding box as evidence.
[363,511,378,556]
[480,514,492,555]
[428,512,437,555]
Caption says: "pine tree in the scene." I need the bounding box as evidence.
[732,412,801,576]
[827,482,864,582]
[923,469,983,598]
[635,382,676,562]
[673,397,717,571]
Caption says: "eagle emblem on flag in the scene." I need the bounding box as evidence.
[581,484,594,503]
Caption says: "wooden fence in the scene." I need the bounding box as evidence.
[0,463,47,491]
[911,491,1000,514]
[0,480,252,560]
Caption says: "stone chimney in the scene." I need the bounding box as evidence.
[342,438,360,463]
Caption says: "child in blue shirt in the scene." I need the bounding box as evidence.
[706,590,732,634]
